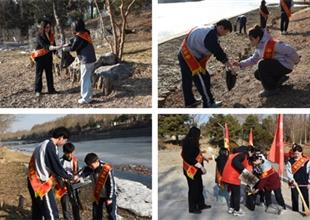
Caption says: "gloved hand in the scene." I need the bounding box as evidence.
[242,169,250,175]
[194,162,203,169]
[201,167,207,175]
[49,45,62,51]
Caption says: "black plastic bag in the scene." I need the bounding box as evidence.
[225,69,237,91]
[61,51,75,69]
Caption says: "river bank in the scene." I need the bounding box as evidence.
[158,6,310,108]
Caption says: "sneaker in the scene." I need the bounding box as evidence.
[279,206,287,215]
[233,210,245,216]
[259,89,279,97]
[228,208,234,214]
[78,99,91,104]
[48,90,58,94]
[35,92,40,97]
[277,75,289,87]
[207,101,223,108]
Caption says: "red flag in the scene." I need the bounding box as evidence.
[224,123,230,151]
[249,128,253,146]
[268,114,284,176]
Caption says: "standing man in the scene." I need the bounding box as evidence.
[260,0,269,28]
[236,15,247,34]
[286,144,310,213]
[178,19,233,108]
[222,146,255,216]
[280,0,293,34]
[27,127,77,220]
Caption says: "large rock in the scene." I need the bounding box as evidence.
[94,52,118,70]
[115,177,152,218]
[94,63,133,96]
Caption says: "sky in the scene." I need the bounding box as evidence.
[9,114,67,132]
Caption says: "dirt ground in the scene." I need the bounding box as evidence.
[158,6,310,108]
[0,10,151,108]
[0,147,150,220]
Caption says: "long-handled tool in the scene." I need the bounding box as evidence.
[295,182,310,216]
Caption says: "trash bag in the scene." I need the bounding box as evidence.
[61,51,75,69]
[225,69,237,91]
[245,192,256,211]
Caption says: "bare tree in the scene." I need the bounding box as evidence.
[0,115,16,134]
[52,0,66,44]
[96,0,136,60]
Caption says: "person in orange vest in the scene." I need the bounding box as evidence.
[80,153,117,220]
[280,0,293,34]
[286,144,310,213]
[259,0,269,28]
[233,25,300,97]
[215,147,229,186]
[27,127,78,220]
[222,146,255,216]
[63,19,96,104]
[32,19,63,97]
[59,142,80,220]
[181,127,211,214]
[250,155,286,214]
[177,19,234,108]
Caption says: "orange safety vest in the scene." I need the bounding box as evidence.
[182,151,204,180]
[76,32,93,45]
[181,30,211,76]
[54,156,79,199]
[31,33,55,60]
[94,163,112,202]
[263,39,277,59]
[292,157,309,174]
[280,0,292,18]
[260,168,276,179]
[222,152,252,185]
[28,154,55,199]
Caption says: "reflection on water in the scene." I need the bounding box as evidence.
[158,0,279,42]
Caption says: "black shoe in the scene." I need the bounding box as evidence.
[189,209,201,214]
[200,204,211,210]
[185,99,202,108]
[48,90,58,94]
[277,75,289,87]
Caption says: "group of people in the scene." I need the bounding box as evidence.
[178,0,298,108]
[32,18,96,104]
[27,127,117,220]
[181,127,310,216]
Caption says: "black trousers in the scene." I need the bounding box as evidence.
[184,172,205,211]
[260,16,267,29]
[178,52,214,107]
[239,22,247,34]
[228,184,241,211]
[35,54,55,93]
[280,12,290,32]
[291,186,309,212]
[27,178,59,220]
[61,193,81,220]
[264,188,286,208]
[255,59,292,90]
[92,196,117,220]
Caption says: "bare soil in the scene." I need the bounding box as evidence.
[158,6,310,108]
[0,10,151,108]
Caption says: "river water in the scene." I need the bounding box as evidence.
[158,0,280,42]
[4,136,152,188]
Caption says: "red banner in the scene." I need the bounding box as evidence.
[224,123,230,151]
[249,128,254,146]
[268,114,284,176]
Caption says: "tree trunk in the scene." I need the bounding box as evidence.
[105,0,119,56]
[52,0,66,44]
[91,0,94,19]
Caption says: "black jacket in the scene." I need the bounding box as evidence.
[203,28,228,64]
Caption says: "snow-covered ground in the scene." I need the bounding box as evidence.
[159,149,307,220]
